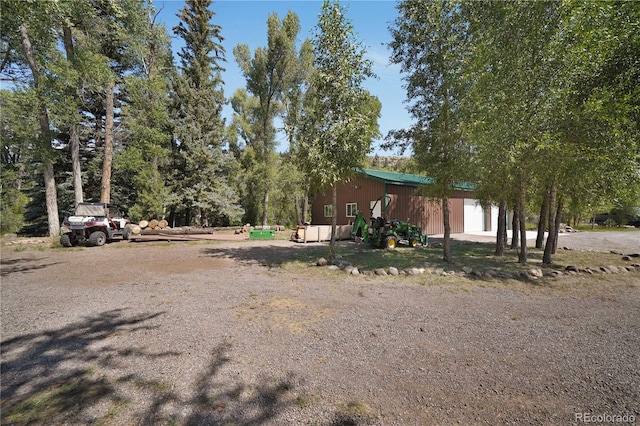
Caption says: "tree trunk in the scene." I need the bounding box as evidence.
[543,179,557,264]
[261,187,269,226]
[294,194,302,226]
[302,179,310,223]
[442,196,451,262]
[535,191,549,249]
[552,197,563,255]
[100,83,114,203]
[201,207,208,227]
[20,23,60,237]
[518,178,528,264]
[70,124,83,206]
[495,198,507,256]
[43,160,60,237]
[329,185,337,260]
[62,23,83,206]
[62,24,74,62]
[511,203,519,250]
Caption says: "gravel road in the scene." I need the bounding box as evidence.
[1,236,639,425]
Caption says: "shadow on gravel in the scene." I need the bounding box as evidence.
[0,257,66,277]
[202,244,325,268]
[1,309,300,425]
[1,309,169,424]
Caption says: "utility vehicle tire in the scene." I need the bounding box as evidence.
[122,225,132,240]
[409,238,418,248]
[384,235,397,249]
[60,234,73,247]
[89,231,107,247]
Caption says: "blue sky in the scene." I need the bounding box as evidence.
[155,0,410,155]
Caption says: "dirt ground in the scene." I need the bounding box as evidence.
[1,232,639,425]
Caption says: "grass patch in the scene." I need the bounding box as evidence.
[334,400,377,423]
[574,225,639,232]
[3,372,112,425]
[95,399,129,426]
[276,240,639,292]
[133,378,171,393]
[295,394,319,408]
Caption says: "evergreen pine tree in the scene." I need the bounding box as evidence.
[171,0,242,226]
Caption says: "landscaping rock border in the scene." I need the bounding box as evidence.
[315,252,640,280]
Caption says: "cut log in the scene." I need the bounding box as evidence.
[139,220,149,229]
[139,227,215,235]
[148,219,159,229]
[158,219,168,229]
[131,225,142,235]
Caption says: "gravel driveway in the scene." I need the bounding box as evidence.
[1,236,639,425]
[447,230,640,254]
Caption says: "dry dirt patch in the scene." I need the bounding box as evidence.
[235,295,334,335]
[141,256,234,275]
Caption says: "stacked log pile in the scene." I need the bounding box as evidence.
[128,219,216,236]
[123,221,286,239]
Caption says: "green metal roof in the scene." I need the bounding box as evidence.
[358,168,475,191]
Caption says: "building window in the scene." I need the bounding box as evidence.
[346,203,357,217]
[324,204,333,217]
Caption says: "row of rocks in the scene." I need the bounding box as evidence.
[610,250,640,262]
[316,257,640,279]
[563,264,640,275]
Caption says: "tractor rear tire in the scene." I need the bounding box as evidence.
[384,235,397,249]
[89,231,107,247]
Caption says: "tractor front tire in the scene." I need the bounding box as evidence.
[409,237,418,248]
[89,231,107,247]
[384,235,397,249]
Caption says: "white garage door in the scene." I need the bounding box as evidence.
[464,199,484,233]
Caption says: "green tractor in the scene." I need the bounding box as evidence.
[351,195,426,249]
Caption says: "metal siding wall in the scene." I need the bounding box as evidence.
[311,187,331,225]
[312,176,470,234]
[449,198,464,233]
[311,176,385,225]
[387,184,420,227]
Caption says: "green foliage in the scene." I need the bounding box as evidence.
[0,166,29,234]
[232,11,306,226]
[170,0,242,226]
[298,0,380,190]
[388,0,473,198]
[387,0,639,264]
[386,0,474,262]
[2,0,636,250]
[173,0,225,83]
[296,0,380,256]
[118,45,173,221]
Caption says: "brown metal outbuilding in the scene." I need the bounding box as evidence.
[311,169,485,235]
